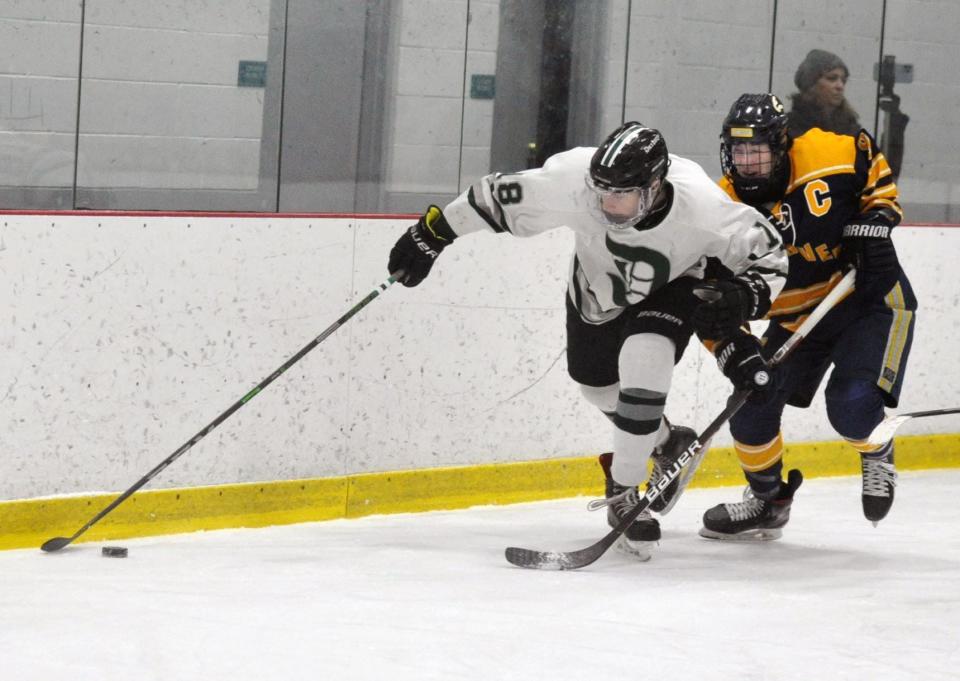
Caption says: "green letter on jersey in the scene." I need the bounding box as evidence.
[605,234,671,305]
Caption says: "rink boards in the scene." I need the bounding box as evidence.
[1,213,958,549]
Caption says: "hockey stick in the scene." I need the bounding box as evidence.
[41,274,401,552]
[866,407,960,446]
[505,268,857,570]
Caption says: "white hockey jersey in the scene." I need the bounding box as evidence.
[443,147,787,324]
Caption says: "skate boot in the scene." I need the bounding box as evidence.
[699,469,803,541]
[646,422,699,514]
[861,443,896,524]
[598,452,660,560]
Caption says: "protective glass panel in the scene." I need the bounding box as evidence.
[881,0,960,222]
[2,0,958,220]
[771,2,883,147]
[74,0,280,211]
[622,1,777,180]
[479,0,622,181]
[373,0,470,213]
[0,2,82,208]
[279,0,383,213]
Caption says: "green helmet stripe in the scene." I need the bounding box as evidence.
[600,126,642,167]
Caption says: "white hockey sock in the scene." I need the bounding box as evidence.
[610,333,676,486]
[579,383,619,418]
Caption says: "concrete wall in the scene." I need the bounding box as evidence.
[607,1,777,174]
[0,1,82,191]
[79,1,271,191]
[0,0,271,194]
[382,0,500,209]
[1,214,957,501]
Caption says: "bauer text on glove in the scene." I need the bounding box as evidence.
[388,205,458,287]
[715,333,774,393]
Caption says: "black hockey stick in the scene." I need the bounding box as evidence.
[41,274,401,552]
[505,269,856,570]
[866,407,960,445]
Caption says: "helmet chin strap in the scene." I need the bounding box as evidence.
[733,159,790,205]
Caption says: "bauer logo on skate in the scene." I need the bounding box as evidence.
[644,441,699,502]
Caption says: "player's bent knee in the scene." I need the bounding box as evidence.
[729,401,783,443]
[825,377,885,440]
[619,333,676,391]
[580,382,619,414]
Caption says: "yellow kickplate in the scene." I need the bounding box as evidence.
[345,456,601,518]
[1,433,957,551]
[0,477,349,551]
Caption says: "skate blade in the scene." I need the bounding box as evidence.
[698,527,783,542]
[614,535,654,561]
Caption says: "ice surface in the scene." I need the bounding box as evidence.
[2,470,958,681]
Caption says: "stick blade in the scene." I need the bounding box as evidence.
[40,537,72,553]
[867,414,912,446]
[505,538,613,570]
[505,496,653,570]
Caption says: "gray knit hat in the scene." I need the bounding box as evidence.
[794,49,849,92]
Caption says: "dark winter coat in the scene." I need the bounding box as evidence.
[788,93,861,137]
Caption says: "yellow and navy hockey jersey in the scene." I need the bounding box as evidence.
[720,127,902,331]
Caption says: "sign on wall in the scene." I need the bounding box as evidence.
[238,60,267,88]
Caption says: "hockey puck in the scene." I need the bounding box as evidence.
[101,546,128,558]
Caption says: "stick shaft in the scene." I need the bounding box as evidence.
[45,275,399,549]
[901,408,960,419]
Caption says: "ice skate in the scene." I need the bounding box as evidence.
[861,443,896,524]
[646,422,699,515]
[699,469,803,541]
[598,453,660,560]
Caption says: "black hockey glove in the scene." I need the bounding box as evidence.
[692,275,768,340]
[388,205,458,287]
[839,219,900,294]
[714,333,776,395]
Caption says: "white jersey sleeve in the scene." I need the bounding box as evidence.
[442,148,598,239]
[439,150,787,324]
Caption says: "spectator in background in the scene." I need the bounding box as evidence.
[789,49,860,137]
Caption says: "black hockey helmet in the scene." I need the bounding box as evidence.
[587,122,670,227]
[720,93,791,203]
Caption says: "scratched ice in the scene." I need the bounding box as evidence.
[2,470,958,681]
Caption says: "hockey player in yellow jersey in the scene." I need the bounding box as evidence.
[698,93,916,540]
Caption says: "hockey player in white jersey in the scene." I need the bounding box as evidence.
[388,122,788,559]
